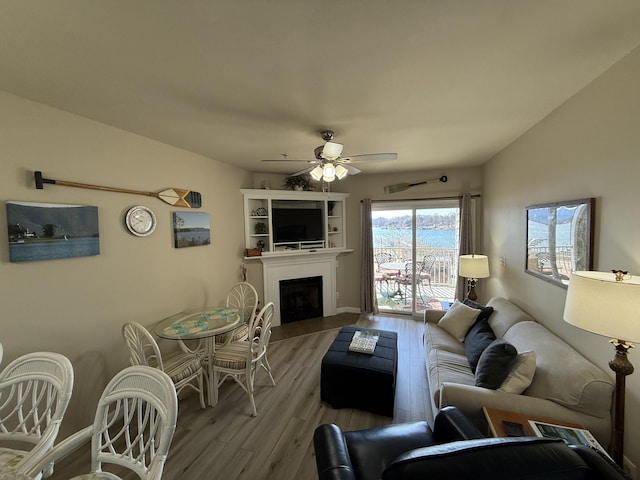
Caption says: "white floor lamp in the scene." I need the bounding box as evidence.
[563,270,640,466]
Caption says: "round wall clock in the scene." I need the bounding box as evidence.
[125,205,157,237]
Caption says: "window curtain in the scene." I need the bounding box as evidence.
[456,193,471,301]
[360,198,378,314]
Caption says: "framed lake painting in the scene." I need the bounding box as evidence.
[525,198,594,288]
[6,201,100,263]
[173,211,210,248]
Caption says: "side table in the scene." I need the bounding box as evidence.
[482,406,583,438]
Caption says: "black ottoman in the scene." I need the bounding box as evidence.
[320,326,398,417]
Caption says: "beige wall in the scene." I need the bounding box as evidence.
[0,91,252,434]
[483,46,640,467]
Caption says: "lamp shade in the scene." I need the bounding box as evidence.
[322,163,336,182]
[335,164,348,180]
[459,254,490,279]
[322,142,343,161]
[563,271,640,342]
[309,165,323,181]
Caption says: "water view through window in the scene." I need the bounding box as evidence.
[373,204,458,315]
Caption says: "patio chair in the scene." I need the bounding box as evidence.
[0,352,74,475]
[393,262,414,301]
[26,365,178,480]
[211,302,276,416]
[418,254,437,301]
[374,252,398,296]
[122,321,206,409]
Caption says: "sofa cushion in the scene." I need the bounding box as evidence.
[426,349,475,406]
[464,319,496,374]
[486,297,535,338]
[475,339,518,389]
[437,301,480,342]
[503,322,614,416]
[498,351,536,394]
[424,322,466,356]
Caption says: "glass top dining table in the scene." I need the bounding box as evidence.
[154,306,241,341]
[154,306,241,406]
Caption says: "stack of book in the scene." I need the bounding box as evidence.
[349,330,380,354]
[528,420,611,459]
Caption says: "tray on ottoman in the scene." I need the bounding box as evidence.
[320,326,398,417]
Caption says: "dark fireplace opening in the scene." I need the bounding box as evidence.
[279,276,323,324]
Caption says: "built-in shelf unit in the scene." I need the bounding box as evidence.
[241,189,349,258]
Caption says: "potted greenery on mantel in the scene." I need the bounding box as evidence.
[283,174,312,191]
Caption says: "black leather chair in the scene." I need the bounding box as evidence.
[314,406,483,480]
[313,406,630,480]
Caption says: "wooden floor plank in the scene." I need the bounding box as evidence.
[48,313,429,480]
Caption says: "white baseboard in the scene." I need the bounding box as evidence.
[336,306,361,314]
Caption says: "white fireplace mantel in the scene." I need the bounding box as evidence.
[260,250,351,326]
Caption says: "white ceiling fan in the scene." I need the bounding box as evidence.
[261,130,397,182]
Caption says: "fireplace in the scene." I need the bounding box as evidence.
[260,251,340,326]
[279,276,323,324]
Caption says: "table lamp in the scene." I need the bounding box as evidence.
[459,254,489,301]
[563,270,640,466]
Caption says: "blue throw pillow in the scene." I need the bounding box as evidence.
[464,318,496,373]
[475,339,518,389]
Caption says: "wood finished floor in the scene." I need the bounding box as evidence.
[48,313,431,480]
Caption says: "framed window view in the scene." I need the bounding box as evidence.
[525,198,594,288]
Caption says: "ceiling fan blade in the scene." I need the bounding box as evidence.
[342,164,362,175]
[261,159,316,163]
[340,153,397,163]
[291,166,314,176]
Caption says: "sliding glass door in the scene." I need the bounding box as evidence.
[373,200,459,316]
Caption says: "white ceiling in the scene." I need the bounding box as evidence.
[2,1,640,176]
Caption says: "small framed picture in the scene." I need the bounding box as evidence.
[173,212,210,248]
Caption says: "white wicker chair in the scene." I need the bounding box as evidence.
[0,352,74,474]
[122,322,206,409]
[216,282,259,347]
[211,302,276,416]
[26,365,178,480]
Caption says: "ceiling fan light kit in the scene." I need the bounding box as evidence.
[309,163,349,183]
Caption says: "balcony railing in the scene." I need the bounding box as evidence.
[374,247,458,288]
[374,247,457,313]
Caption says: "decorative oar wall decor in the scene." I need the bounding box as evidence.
[34,171,202,208]
[384,175,447,194]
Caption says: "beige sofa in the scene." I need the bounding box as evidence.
[423,296,614,446]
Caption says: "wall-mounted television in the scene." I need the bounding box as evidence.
[272,208,324,243]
